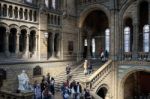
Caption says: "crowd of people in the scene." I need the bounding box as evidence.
[60,80,92,99]
[34,73,55,99]
[33,70,92,99]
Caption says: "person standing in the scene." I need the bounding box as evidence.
[46,73,51,84]
[76,82,82,99]
[34,84,42,99]
[83,60,88,75]
[66,64,71,75]
[42,87,52,99]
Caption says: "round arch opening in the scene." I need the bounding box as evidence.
[81,10,109,59]
[97,87,108,99]
[124,71,150,99]
[0,26,6,53]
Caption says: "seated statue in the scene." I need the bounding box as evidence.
[18,70,30,92]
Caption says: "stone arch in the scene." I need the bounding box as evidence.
[9,25,19,53]
[78,4,110,28]
[20,25,29,33]
[119,0,136,18]
[9,24,20,33]
[29,27,37,53]
[119,66,150,99]
[0,22,9,31]
[29,27,38,34]
[96,84,110,99]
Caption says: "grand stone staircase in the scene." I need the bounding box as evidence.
[54,59,103,91]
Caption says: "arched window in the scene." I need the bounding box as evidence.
[24,9,28,20]
[143,25,150,52]
[105,29,110,52]
[8,6,13,18]
[3,5,7,17]
[84,39,87,46]
[45,0,49,8]
[124,27,130,52]
[19,8,23,19]
[52,0,56,9]
[33,11,37,22]
[29,10,32,21]
[92,38,95,53]
[26,0,32,3]
[14,7,18,18]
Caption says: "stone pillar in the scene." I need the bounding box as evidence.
[23,9,25,20]
[118,20,124,60]
[6,6,8,18]
[132,6,139,60]
[5,31,10,57]
[25,33,29,58]
[51,33,55,58]
[0,5,2,16]
[77,28,82,61]
[87,34,91,59]
[110,9,119,60]
[34,35,38,56]
[32,10,34,22]
[28,10,30,21]
[132,23,139,60]
[12,7,14,18]
[15,33,19,54]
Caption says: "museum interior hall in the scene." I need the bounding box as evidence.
[0,0,150,99]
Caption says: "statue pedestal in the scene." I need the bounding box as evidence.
[0,90,34,99]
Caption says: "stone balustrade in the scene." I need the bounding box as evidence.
[118,60,150,66]
[123,52,150,61]
[81,60,112,89]
[124,52,132,60]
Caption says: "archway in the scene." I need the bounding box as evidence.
[47,32,53,58]
[54,33,59,57]
[29,30,36,53]
[9,28,17,53]
[19,29,27,52]
[0,26,6,52]
[97,87,108,99]
[81,10,109,58]
[124,71,150,99]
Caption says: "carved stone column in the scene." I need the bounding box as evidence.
[87,34,91,59]
[6,6,9,18]
[15,33,20,54]
[5,31,10,57]
[51,33,55,57]
[34,35,38,56]
[110,9,119,60]
[25,33,29,58]
[77,28,82,61]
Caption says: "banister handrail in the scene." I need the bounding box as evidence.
[87,60,112,82]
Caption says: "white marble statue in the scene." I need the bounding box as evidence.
[18,70,30,92]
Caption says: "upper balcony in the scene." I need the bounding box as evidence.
[0,1,38,24]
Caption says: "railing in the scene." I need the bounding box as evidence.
[123,52,150,61]
[0,90,34,99]
[82,60,112,89]
[118,60,150,66]
[124,52,132,60]
[137,52,149,61]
